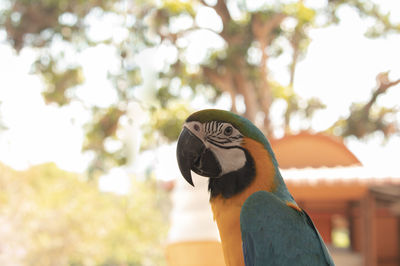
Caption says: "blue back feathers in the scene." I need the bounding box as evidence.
[240,191,335,266]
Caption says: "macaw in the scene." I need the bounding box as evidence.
[176,109,334,266]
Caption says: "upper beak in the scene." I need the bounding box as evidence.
[176,127,221,186]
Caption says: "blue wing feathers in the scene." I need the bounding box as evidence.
[242,232,255,266]
[302,209,335,265]
[240,191,335,266]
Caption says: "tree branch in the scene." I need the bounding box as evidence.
[214,0,232,25]
[201,0,232,42]
[157,25,222,43]
[288,30,302,87]
[363,72,400,115]
[252,13,287,47]
[200,0,211,7]
[202,66,237,113]
[234,70,259,122]
[250,13,286,136]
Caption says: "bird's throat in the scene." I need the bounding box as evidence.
[208,147,255,199]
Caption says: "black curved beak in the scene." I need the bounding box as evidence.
[176,127,221,186]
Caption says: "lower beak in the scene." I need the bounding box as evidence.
[176,127,221,186]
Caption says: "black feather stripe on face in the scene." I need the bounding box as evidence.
[208,148,255,199]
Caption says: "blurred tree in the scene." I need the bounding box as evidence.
[328,71,400,139]
[0,162,168,266]
[1,0,400,171]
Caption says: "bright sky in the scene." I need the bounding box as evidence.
[0,3,399,186]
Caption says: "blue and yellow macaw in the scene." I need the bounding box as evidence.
[176,109,334,266]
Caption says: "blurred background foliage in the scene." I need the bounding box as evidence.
[2,0,400,171]
[1,0,400,265]
[0,162,168,266]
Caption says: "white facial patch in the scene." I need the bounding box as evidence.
[211,145,246,175]
[184,121,246,176]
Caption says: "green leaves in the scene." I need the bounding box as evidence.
[161,0,196,17]
[1,0,399,173]
[41,67,84,105]
[142,102,191,149]
[84,106,126,174]
[329,103,398,139]
[3,0,117,51]
[0,163,168,265]
[328,73,400,139]
[283,2,316,24]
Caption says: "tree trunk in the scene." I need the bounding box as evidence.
[234,71,258,122]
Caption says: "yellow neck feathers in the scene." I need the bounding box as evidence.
[210,137,276,266]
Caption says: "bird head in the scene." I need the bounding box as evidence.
[176,109,279,198]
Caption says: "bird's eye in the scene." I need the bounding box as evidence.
[224,126,233,136]
[193,124,200,132]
